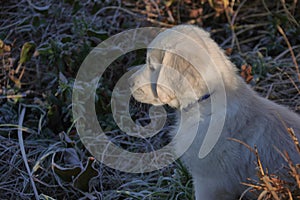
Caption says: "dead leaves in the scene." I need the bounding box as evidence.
[73,157,99,192]
[50,132,99,192]
[241,146,285,200]
[0,40,11,54]
[0,40,12,92]
[10,42,36,88]
[242,148,300,200]
[208,0,229,15]
[0,40,36,89]
[52,163,82,182]
[240,64,253,84]
[230,127,300,200]
[132,0,235,26]
[53,157,99,192]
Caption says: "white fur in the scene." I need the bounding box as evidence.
[129,25,300,199]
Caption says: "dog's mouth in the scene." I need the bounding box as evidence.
[155,85,180,108]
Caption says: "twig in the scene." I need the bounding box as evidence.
[284,151,300,188]
[149,0,161,15]
[287,127,300,154]
[227,137,256,154]
[257,190,268,200]
[279,0,299,26]
[291,0,298,15]
[261,176,281,200]
[17,107,39,200]
[239,186,253,200]
[225,0,248,53]
[92,6,140,24]
[231,0,247,26]
[274,45,300,61]
[277,25,300,81]
[146,18,174,27]
[276,67,300,94]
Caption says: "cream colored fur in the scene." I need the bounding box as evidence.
[129,25,300,199]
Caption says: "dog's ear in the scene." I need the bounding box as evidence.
[156,51,206,109]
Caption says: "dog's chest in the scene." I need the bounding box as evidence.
[172,113,218,172]
[172,111,244,177]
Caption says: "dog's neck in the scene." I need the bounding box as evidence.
[198,93,211,102]
[182,75,255,117]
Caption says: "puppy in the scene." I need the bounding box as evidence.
[129,25,300,199]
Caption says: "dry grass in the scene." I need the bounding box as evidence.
[0,0,299,199]
[230,128,300,200]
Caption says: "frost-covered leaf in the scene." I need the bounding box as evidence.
[73,157,98,192]
[52,163,81,182]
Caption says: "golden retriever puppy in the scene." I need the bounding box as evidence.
[129,25,300,199]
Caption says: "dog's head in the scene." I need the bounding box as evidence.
[129,25,238,110]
